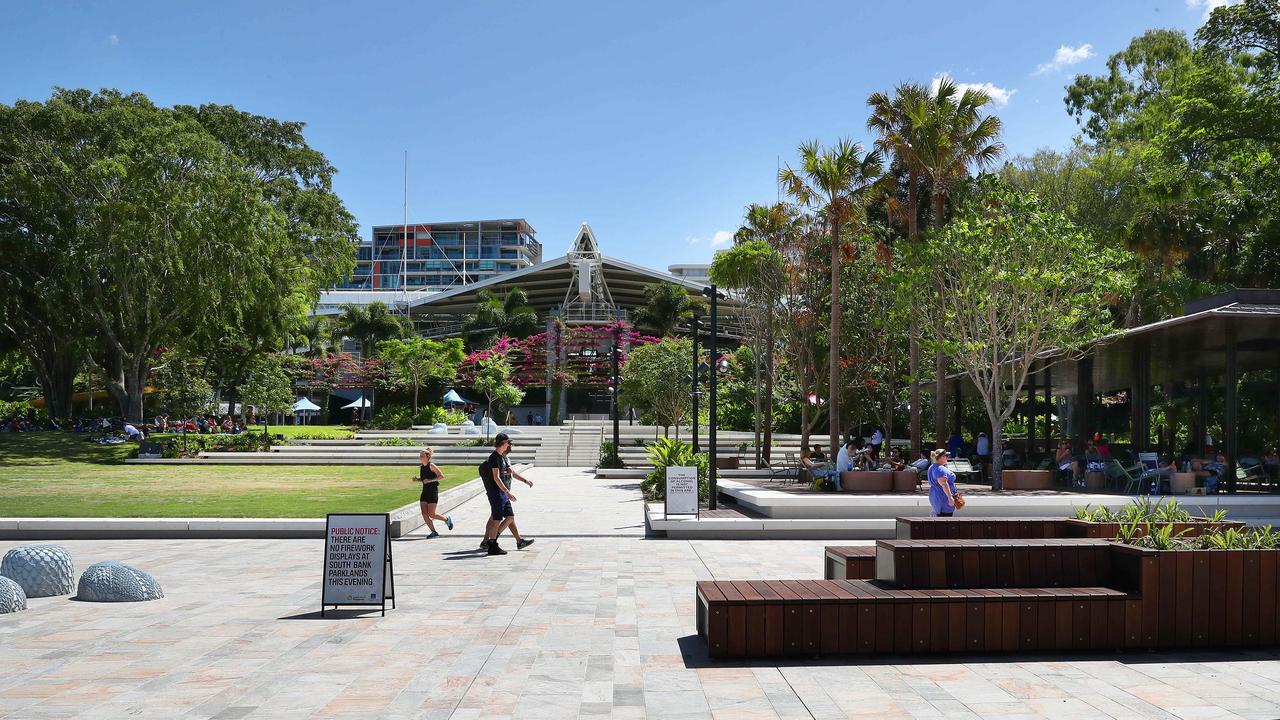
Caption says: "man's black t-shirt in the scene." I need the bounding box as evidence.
[479,450,503,495]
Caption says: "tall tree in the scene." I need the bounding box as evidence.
[332,302,406,419]
[713,204,791,464]
[620,337,694,438]
[904,178,1133,489]
[910,77,1005,445]
[0,89,357,421]
[868,82,932,453]
[632,281,701,338]
[379,336,464,413]
[463,287,540,348]
[779,139,884,456]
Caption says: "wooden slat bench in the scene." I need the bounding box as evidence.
[695,579,1135,658]
[824,546,876,580]
[895,517,1069,540]
[872,538,1114,590]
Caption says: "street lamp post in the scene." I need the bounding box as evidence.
[611,325,620,462]
[690,311,701,454]
[702,285,724,511]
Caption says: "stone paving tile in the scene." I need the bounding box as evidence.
[6,466,1280,718]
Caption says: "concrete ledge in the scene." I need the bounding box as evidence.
[644,503,895,540]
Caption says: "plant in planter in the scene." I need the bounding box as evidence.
[640,437,708,501]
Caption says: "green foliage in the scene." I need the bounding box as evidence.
[620,337,693,437]
[411,405,465,426]
[1076,498,1202,524]
[0,89,357,421]
[472,355,524,421]
[373,437,415,447]
[639,437,709,502]
[632,282,703,337]
[369,404,414,430]
[378,336,464,412]
[148,350,216,418]
[162,432,273,458]
[598,440,623,469]
[333,303,407,357]
[463,287,540,348]
[239,354,295,416]
[904,177,1134,489]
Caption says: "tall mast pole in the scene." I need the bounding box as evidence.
[402,150,408,313]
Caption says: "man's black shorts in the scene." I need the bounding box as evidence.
[487,491,514,522]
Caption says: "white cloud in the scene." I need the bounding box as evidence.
[930,73,1015,106]
[687,230,734,247]
[1032,43,1094,76]
[1187,0,1238,21]
[107,33,119,45]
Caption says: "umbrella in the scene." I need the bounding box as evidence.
[292,397,321,412]
[340,396,371,410]
[442,389,471,406]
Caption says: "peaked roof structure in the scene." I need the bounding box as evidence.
[406,222,739,328]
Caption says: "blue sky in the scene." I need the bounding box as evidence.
[2,1,1223,269]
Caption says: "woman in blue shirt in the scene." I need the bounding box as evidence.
[928,449,960,516]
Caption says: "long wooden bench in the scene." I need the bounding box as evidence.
[824,546,876,580]
[873,538,1114,589]
[695,579,1135,658]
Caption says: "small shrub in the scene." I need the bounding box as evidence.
[374,437,415,447]
[598,441,623,469]
[369,405,413,430]
[639,437,708,502]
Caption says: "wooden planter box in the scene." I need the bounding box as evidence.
[1110,544,1280,648]
[715,456,739,470]
[840,471,918,493]
[896,516,1245,540]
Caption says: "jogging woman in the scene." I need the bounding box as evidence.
[414,448,453,538]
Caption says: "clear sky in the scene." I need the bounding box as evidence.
[2,1,1222,269]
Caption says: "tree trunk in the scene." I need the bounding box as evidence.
[909,330,921,452]
[28,349,77,421]
[762,322,775,464]
[990,419,1005,491]
[412,380,419,414]
[829,217,842,456]
[885,372,896,460]
[907,172,921,455]
[123,359,148,423]
[931,189,948,446]
[934,350,947,446]
[752,326,762,468]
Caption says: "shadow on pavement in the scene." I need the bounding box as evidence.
[279,608,384,620]
[676,634,1280,669]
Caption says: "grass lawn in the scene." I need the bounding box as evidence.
[0,432,474,518]
[260,424,355,439]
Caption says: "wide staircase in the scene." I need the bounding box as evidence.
[535,419,604,467]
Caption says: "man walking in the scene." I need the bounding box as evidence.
[479,433,534,555]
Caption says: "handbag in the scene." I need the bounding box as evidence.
[954,494,966,510]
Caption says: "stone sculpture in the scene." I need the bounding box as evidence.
[76,561,164,602]
[1,544,74,597]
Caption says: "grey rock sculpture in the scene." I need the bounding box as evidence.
[0,576,26,613]
[1,544,74,597]
[76,561,164,602]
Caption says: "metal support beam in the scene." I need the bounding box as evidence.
[1075,357,1094,449]
[1043,370,1052,455]
[1131,339,1151,453]
[1226,322,1238,494]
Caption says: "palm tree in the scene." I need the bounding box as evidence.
[332,302,407,419]
[779,139,885,457]
[914,77,1004,445]
[463,287,540,348]
[290,316,331,358]
[632,281,699,337]
[868,83,931,454]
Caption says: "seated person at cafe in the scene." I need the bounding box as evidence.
[1080,441,1105,489]
[880,447,906,471]
[1264,447,1280,483]
[1054,440,1075,484]
[802,445,838,490]
[1198,452,1227,494]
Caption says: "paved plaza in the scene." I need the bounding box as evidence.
[5,468,1280,719]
